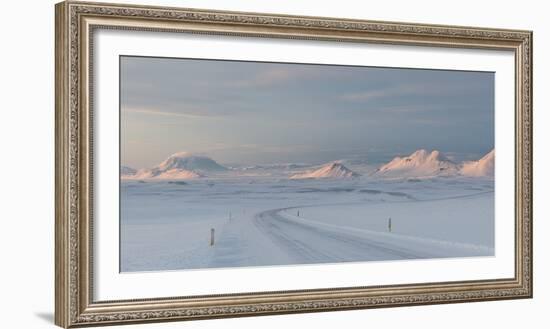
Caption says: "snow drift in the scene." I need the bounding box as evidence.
[290,162,360,179]
[460,149,495,177]
[374,149,459,178]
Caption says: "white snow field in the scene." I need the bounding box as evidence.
[120,155,495,272]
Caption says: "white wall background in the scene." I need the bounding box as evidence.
[0,0,546,328]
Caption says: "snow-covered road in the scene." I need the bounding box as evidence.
[254,207,423,263]
[252,203,493,265]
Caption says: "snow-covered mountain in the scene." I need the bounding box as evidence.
[131,167,204,180]
[157,152,227,173]
[460,149,495,177]
[290,162,360,179]
[374,149,460,178]
[123,152,226,180]
[121,166,137,177]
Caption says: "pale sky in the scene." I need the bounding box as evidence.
[120,56,494,169]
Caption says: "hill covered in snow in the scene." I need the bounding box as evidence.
[133,168,204,180]
[374,149,495,179]
[122,152,226,180]
[121,166,137,178]
[156,152,227,173]
[290,162,360,179]
[374,149,460,178]
[460,149,495,177]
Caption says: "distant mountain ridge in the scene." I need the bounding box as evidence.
[374,149,494,178]
[121,149,495,181]
[239,163,311,171]
[290,162,360,179]
[374,149,459,178]
[460,149,495,177]
[121,166,137,177]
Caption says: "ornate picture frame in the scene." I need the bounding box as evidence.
[55,1,532,327]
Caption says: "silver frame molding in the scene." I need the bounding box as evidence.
[55,1,533,327]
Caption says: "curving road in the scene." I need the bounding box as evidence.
[253,207,435,264]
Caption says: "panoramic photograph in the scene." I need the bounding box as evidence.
[119,56,495,272]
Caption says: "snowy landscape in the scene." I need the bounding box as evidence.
[120,149,495,272]
[119,56,495,272]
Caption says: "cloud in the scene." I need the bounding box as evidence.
[341,90,392,102]
[340,84,429,102]
[256,68,296,86]
[339,81,486,103]
[227,67,295,88]
[199,143,315,155]
[348,105,438,115]
[407,118,450,126]
[381,106,434,114]
[121,107,220,119]
[228,65,331,88]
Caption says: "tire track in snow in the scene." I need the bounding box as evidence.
[254,207,430,264]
